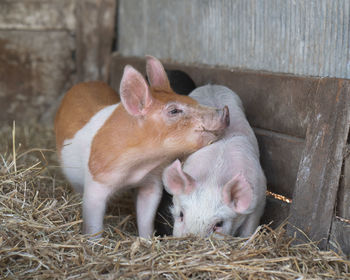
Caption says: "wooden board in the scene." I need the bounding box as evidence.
[329,217,350,258]
[117,0,350,80]
[287,79,350,249]
[0,0,76,31]
[0,0,116,123]
[76,0,116,82]
[255,129,304,198]
[0,31,75,123]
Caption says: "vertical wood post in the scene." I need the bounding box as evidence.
[287,79,350,249]
[76,0,116,82]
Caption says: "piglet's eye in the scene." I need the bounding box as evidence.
[215,221,223,227]
[169,108,183,115]
[213,221,223,231]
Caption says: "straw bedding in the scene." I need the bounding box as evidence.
[1,122,349,279]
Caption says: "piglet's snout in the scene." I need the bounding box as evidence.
[197,105,230,141]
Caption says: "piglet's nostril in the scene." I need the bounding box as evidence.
[222,106,230,127]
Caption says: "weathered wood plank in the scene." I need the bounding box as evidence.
[255,128,304,198]
[110,54,316,138]
[329,217,350,258]
[0,31,75,122]
[76,0,116,82]
[0,0,76,31]
[0,1,117,123]
[118,0,350,79]
[337,144,350,220]
[287,79,350,249]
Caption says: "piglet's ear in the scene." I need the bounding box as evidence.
[162,159,196,196]
[146,55,171,90]
[222,173,253,214]
[120,65,153,116]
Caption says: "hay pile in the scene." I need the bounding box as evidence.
[1,123,349,279]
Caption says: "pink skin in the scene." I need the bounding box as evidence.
[162,85,266,238]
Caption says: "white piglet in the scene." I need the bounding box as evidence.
[162,85,266,237]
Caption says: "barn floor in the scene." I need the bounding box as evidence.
[0,122,349,279]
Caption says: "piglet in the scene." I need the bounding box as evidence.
[162,85,266,237]
[55,57,229,238]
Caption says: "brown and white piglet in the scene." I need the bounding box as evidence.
[55,56,229,238]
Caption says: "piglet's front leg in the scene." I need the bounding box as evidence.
[82,179,114,238]
[136,176,163,238]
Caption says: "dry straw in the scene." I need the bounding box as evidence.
[0,123,349,279]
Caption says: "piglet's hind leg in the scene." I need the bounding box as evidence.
[136,178,163,238]
[82,180,113,238]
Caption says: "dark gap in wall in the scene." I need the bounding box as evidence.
[336,163,345,217]
[111,0,119,52]
[71,50,76,61]
[260,196,290,229]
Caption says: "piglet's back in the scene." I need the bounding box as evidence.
[190,85,259,153]
[55,81,120,153]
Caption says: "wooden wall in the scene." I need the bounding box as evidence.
[0,0,116,123]
[118,0,350,79]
